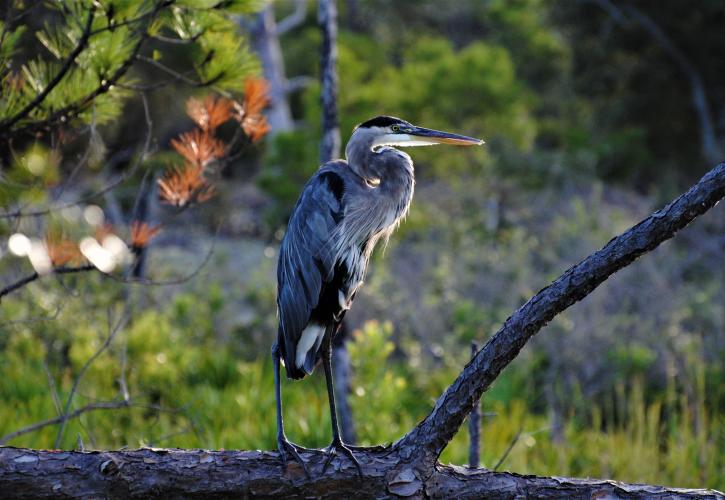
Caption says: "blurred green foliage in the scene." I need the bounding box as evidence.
[0,294,720,488]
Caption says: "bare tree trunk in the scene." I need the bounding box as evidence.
[468,342,481,468]
[318,0,355,445]
[1,163,722,497]
[332,323,356,444]
[130,175,158,279]
[249,4,296,134]
[318,0,341,163]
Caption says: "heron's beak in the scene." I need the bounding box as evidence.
[407,126,484,146]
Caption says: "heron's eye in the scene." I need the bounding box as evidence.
[391,125,399,132]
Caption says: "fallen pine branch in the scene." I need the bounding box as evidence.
[0,447,721,499]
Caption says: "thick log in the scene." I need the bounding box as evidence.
[0,447,721,499]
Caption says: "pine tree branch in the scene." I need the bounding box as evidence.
[0,6,96,129]
[1,1,173,140]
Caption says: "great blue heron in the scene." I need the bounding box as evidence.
[273,115,483,472]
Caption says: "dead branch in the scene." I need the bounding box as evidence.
[0,265,96,302]
[396,163,724,466]
[276,0,307,36]
[0,447,720,499]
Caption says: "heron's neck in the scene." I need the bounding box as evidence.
[345,136,414,183]
[345,135,378,180]
[346,136,414,226]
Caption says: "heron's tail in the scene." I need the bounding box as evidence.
[278,325,310,380]
[278,323,331,380]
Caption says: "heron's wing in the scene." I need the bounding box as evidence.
[277,165,346,370]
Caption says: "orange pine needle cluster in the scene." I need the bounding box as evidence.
[158,163,215,207]
[44,233,83,266]
[233,78,271,142]
[158,78,271,206]
[170,129,225,167]
[186,95,233,132]
[130,221,162,249]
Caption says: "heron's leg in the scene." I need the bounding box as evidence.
[272,343,308,475]
[321,334,362,477]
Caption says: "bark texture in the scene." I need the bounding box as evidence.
[0,447,721,499]
[318,0,341,163]
[1,163,723,498]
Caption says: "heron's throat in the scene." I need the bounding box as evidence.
[345,132,414,186]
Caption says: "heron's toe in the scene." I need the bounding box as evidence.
[322,439,363,478]
[277,436,310,478]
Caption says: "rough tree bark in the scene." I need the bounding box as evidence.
[318,0,357,445]
[0,446,721,499]
[318,0,341,163]
[249,2,302,134]
[1,164,723,499]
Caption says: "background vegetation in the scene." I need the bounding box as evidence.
[1,0,722,490]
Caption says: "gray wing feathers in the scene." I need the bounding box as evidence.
[277,165,344,366]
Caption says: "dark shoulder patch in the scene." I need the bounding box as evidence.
[319,171,345,202]
[358,115,405,129]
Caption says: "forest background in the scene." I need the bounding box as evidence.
[0,0,722,489]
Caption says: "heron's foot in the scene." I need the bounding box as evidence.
[322,438,363,478]
[277,435,310,478]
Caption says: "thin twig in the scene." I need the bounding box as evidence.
[1,232,216,301]
[137,55,225,88]
[87,5,163,37]
[494,427,551,471]
[42,359,63,416]
[275,0,307,36]
[0,265,96,301]
[103,229,219,287]
[493,430,521,471]
[0,304,63,328]
[53,309,129,448]
[149,33,199,44]
[0,400,131,445]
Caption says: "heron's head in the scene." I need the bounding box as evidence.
[350,115,484,151]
